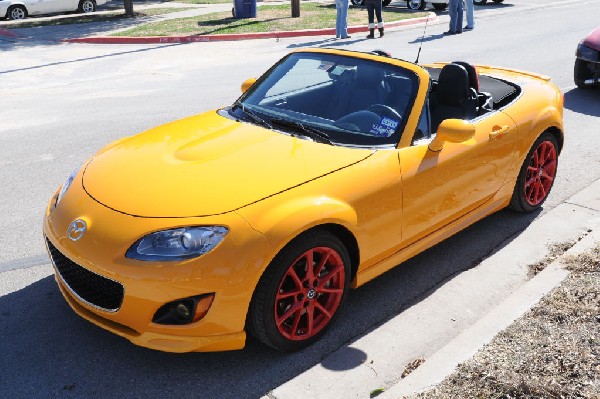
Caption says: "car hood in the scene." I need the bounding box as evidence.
[582,26,600,52]
[83,110,374,218]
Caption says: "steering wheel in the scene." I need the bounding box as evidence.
[367,104,402,120]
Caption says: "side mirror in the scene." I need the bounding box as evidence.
[241,78,257,93]
[428,119,476,152]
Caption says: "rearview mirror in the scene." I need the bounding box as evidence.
[428,119,476,152]
[241,78,257,93]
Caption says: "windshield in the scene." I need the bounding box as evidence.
[231,51,419,147]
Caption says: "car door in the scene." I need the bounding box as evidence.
[399,112,517,246]
[38,0,76,13]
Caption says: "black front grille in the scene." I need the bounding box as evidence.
[46,239,124,312]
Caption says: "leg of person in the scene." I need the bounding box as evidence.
[456,0,463,33]
[340,0,350,38]
[464,0,474,29]
[366,3,375,38]
[445,0,457,34]
[375,1,384,37]
[335,0,343,38]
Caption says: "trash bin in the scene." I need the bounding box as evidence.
[233,0,256,18]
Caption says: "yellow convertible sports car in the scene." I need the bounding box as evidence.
[44,48,564,353]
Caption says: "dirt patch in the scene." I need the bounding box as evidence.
[413,244,600,399]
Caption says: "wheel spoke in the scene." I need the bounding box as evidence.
[314,249,332,278]
[286,266,304,291]
[276,302,302,327]
[314,301,333,320]
[305,305,315,337]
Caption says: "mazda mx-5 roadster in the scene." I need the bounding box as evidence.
[44,48,564,353]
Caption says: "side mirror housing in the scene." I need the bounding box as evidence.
[241,78,257,93]
[428,119,476,152]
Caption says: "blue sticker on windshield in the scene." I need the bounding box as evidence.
[370,117,399,137]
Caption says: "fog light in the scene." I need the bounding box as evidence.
[152,294,215,325]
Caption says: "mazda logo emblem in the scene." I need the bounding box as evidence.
[67,219,87,241]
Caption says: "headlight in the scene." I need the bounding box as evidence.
[576,44,598,62]
[126,226,229,261]
[55,165,82,207]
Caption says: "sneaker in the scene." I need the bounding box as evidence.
[341,35,351,39]
[463,26,473,30]
[442,30,457,35]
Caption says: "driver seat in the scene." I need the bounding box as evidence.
[430,63,478,133]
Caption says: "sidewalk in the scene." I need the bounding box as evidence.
[265,178,600,398]
[0,0,438,44]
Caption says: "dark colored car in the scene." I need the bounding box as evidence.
[575,26,600,88]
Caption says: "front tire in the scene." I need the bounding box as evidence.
[509,132,558,213]
[247,230,351,352]
[473,0,487,5]
[78,0,96,13]
[492,0,504,3]
[406,0,426,10]
[574,59,592,88]
[433,3,448,10]
[350,0,365,6]
[7,5,27,20]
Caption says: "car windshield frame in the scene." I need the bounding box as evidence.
[230,51,420,147]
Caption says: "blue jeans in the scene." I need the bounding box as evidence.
[448,0,463,33]
[464,0,474,28]
[335,0,349,38]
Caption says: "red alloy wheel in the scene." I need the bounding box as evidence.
[274,247,345,341]
[524,140,557,206]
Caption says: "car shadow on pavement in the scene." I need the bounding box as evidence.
[563,87,600,117]
[0,209,539,399]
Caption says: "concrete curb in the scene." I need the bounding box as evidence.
[266,177,600,399]
[377,224,600,398]
[60,14,437,44]
[0,28,19,38]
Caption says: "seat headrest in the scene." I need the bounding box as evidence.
[437,63,470,105]
[452,61,479,91]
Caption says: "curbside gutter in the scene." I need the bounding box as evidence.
[61,14,437,44]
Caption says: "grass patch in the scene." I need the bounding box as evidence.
[167,0,233,4]
[112,3,427,36]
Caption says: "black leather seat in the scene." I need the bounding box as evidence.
[430,63,478,133]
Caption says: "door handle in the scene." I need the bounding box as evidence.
[489,125,510,140]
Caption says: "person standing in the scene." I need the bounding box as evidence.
[444,0,463,35]
[335,0,351,39]
[464,0,474,30]
[365,0,384,39]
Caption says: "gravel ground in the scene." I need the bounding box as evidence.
[411,244,600,399]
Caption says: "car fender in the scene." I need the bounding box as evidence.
[237,195,358,272]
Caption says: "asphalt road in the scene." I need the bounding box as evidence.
[0,0,599,397]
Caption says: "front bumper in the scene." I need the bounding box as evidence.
[43,180,270,352]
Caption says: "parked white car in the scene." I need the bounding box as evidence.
[406,0,448,10]
[0,0,107,20]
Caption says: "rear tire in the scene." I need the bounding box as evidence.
[382,0,391,6]
[509,132,558,213]
[492,0,504,3]
[7,5,27,20]
[473,0,487,5]
[350,0,365,5]
[433,3,447,10]
[406,0,426,10]
[247,230,351,352]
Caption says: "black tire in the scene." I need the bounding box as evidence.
[7,5,27,20]
[433,3,448,10]
[350,0,365,6]
[78,0,96,13]
[406,0,426,10]
[509,132,559,213]
[473,0,487,5]
[382,0,392,6]
[574,59,592,88]
[492,0,504,3]
[247,229,351,352]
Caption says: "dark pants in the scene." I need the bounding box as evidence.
[366,0,383,28]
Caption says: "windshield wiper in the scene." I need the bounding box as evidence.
[271,118,333,145]
[233,102,272,129]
